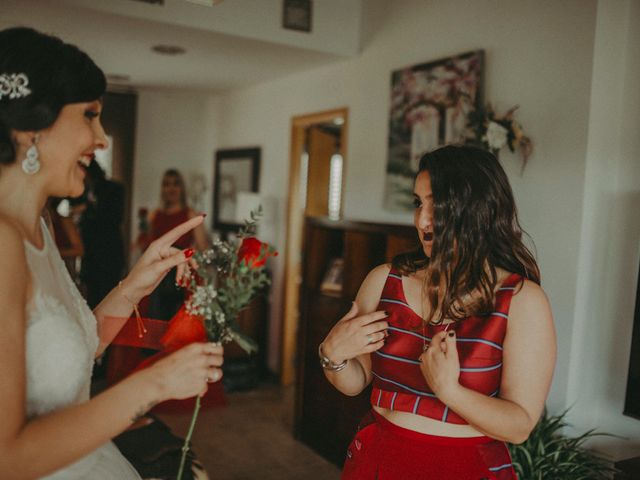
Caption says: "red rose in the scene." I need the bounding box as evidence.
[238,237,276,268]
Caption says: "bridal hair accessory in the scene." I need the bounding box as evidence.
[0,73,32,100]
[22,133,40,175]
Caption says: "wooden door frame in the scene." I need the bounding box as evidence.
[280,107,349,386]
[102,90,137,270]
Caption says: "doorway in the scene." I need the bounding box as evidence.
[100,90,137,267]
[281,108,348,386]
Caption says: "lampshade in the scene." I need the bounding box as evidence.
[234,191,279,246]
[234,192,262,224]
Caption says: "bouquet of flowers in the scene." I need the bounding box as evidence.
[466,104,533,172]
[172,207,277,479]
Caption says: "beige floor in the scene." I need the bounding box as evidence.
[158,383,341,480]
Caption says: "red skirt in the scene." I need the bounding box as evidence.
[341,411,517,480]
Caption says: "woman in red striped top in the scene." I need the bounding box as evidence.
[320,145,556,479]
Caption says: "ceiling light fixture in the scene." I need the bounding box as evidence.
[151,44,187,55]
[185,0,224,6]
[106,74,131,82]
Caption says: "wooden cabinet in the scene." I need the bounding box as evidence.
[294,217,418,466]
[222,294,269,391]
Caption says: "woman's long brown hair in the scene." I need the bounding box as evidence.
[392,145,540,324]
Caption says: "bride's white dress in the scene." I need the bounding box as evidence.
[24,218,140,479]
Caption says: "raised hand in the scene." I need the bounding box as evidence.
[321,302,389,364]
[419,330,460,400]
[122,215,205,302]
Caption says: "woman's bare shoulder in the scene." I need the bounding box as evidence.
[0,216,28,288]
[364,263,392,286]
[355,264,392,311]
[0,215,25,252]
[509,278,552,324]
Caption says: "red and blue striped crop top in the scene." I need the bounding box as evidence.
[370,268,521,425]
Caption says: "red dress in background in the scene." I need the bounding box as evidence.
[150,208,194,250]
[145,209,193,322]
[107,208,226,411]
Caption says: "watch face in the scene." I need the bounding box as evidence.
[319,353,330,368]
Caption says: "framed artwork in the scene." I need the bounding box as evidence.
[320,258,344,297]
[384,50,484,211]
[213,147,261,235]
[282,0,312,33]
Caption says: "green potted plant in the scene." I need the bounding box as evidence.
[508,409,619,479]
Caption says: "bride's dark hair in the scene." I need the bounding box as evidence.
[0,27,106,165]
[392,145,540,324]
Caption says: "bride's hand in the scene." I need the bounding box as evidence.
[121,215,205,302]
[142,342,224,401]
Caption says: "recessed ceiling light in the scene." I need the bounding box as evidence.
[185,0,224,5]
[151,45,187,55]
[106,73,131,82]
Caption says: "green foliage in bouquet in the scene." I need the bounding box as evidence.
[183,206,276,354]
[508,409,619,480]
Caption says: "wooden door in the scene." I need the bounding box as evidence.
[305,126,334,217]
[281,108,348,386]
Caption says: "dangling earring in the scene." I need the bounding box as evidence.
[22,134,40,175]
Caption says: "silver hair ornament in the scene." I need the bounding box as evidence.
[0,73,32,100]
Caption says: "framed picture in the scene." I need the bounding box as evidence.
[282,0,312,33]
[320,258,344,296]
[213,147,261,236]
[384,50,484,212]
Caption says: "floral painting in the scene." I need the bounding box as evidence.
[384,50,484,211]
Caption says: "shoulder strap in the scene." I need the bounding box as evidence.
[380,266,404,300]
[494,273,523,317]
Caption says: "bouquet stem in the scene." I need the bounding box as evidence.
[177,395,201,480]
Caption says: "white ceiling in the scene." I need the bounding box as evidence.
[0,0,364,92]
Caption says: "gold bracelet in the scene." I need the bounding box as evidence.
[118,281,146,338]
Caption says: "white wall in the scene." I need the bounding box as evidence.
[216,0,596,411]
[567,0,640,460]
[131,89,221,244]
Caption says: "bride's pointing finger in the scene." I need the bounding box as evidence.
[155,214,205,249]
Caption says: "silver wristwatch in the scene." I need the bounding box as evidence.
[318,344,348,372]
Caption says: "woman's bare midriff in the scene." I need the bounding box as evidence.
[373,405,486,438]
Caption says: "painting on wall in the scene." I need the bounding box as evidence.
[282,0,312,33]
[384,50,484,212]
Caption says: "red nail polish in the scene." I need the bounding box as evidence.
[184,248,195,259]
[200,213,207,218]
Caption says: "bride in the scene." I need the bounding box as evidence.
[0,27,224,479]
